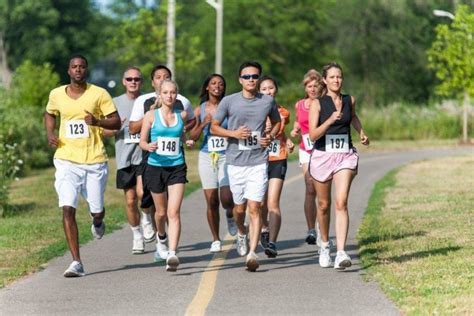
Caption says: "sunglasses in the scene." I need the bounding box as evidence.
[125,77,142,82]
[240,74,259,80]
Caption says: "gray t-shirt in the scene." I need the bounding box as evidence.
[213,92,280,166]
[113,94,143,170]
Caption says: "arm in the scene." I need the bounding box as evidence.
[261,104,282,147]
[350,96,369,145]
[210,120,251,139]
[308,99,341,142]
[129,120,142,134]
[84,110,121,130]
[44,111,59,147]
[188,107,207,141]
[290,102,300,137]
[139,111,158,152]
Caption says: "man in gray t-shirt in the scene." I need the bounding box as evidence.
[103,67,155,254]
[211,61,281,272]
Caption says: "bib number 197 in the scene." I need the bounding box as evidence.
[325,134,349,153]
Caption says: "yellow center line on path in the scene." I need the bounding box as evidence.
[184,233,234,316]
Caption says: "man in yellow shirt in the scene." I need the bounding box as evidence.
[44,54,121,277]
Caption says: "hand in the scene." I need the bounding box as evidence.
[264,120,272,134]
[147,142,158,152]
[84,110,99,126]
[47,133,59,148]
[233,125,251,140]
[360,132,370,146]
[202,114,212,126]
[260,134,272,148]
[121,118,127,128]
[290,127,299,138]
[186,139,195,148]
[329,110,342,124]
[286,138,295,153]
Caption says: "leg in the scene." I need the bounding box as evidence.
[314,179,332,243]
[63,206,80,262]
[166,183,185,252]
[302,163,317,231]
[260,192,269,230]
[267,178,284,243]
[247,200,262,253]
[234,203,247,235]
[151,192,167,237]
[203,188,220,241]
[220,185,234,218]
[124,187,140,227]
[332,169,355,251]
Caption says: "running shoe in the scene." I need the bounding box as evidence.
[319,243,332,268]
[264,242,278,258]
[260,230,270,249]
[132,238,145,254]
[246,252,259,272]
[91,221,105,240]
[142,221,156,243]
[63,261,85,277]
[305,228,317,245]
[236,233,249,256]
[166,253,180,272]
[334,251,352,270]
[209,240,222,253]
[226,216,238,236]
[154,237,169,262]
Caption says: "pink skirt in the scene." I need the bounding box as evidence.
[309,148,359,182]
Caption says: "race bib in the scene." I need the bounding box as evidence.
[155,137,180,156]
[65,120,89,139]
[302,133,314,151]
[124,127,140,144]
[238,131,261,150]
[268,139,280,157]
[207,136,228,152]
[325,134,349,153]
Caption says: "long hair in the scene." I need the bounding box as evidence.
[199,74,226,104]
[302,69,326,98]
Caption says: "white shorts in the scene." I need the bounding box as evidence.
[53,159,108,213]
[227,163,268,205]
[299,148,311,166]
[198,151,229,189]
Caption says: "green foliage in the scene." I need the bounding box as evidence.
[0,136,23,216]
[427,5,474,100]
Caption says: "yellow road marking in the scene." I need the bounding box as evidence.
[184,234,234,316]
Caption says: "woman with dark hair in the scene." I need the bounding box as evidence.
[308,62,369,270]
[190,74,237,253]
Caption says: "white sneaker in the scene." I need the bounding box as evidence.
[63,261,85,277]
[154,237,169,262]
[91,221,105,239]
[236,233,249,257]
[209,240,222,253]
[226,217,238,236]
[319,243,332,268]
[132,238,145,254]
[334,251,352,270]
[166,253,180,272]
[142,221,155,243]
[246,252,259,272]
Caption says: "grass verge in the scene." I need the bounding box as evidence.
[0,148,201,288]
[357,154,474,314]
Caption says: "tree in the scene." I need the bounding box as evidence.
[428,5,474,142]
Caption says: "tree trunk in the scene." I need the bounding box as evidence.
[0,32,12,89]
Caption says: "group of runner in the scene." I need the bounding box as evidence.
[44,55,369,276]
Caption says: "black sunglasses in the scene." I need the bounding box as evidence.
[125,77,142,82]
[240,74,259,80]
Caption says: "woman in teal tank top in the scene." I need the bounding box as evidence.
[139,80,187,272]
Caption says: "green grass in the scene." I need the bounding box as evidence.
[0,149,202,288]
[357,155,474,314]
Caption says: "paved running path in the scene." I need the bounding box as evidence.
[1,147,472,315]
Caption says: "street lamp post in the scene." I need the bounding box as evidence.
[433,9,470,143]
[206,0,223,75]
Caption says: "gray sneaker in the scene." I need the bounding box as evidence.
[91,221,105,239]
[226,216,238,236]
[154,237,169,262]
[166,253,180,272]
[63,261,85,277]
[236,233,249,256]
[142,221,156,243]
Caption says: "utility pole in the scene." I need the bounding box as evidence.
[206,0,223,74]
[167,0,175,77]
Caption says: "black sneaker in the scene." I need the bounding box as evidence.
[260,231,270,249]
[265,242,278,258]
[305,229,317,245]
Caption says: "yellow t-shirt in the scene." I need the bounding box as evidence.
[46,84,117,164]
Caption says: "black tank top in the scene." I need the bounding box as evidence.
[314,94,353,151]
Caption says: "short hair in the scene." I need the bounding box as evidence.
[123,66,142,78]
[302,69,325,98]
[238,61,262,76]
[257,75,278,94]
[199,74,226,103]
[69,54,88,67]
[150,64,172,80]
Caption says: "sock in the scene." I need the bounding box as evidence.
[321,241,329,248]
[130,225,142,240]
[141,211,151,224]
[168,250,176,256]
[158,232,167,241]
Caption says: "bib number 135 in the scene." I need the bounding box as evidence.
[325,134,349,153]
[156,137,180,156]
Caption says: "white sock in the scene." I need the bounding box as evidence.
[321,241,329,248]
[130,225,142,240]
[141,211,151,224]
[168,250,176,256]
